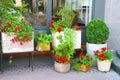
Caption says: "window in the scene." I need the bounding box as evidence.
[52,0,93,26]
[21,0,47,26]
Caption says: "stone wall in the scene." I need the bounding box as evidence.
[105,0,120,50]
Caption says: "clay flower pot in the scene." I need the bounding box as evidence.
[54,61,70,73]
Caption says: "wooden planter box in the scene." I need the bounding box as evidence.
[1,32,34,53]
[73,63,91,72]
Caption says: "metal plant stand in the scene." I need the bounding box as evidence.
[0,51,34,73]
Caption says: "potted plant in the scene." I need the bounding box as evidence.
[50,7,75,47]
[86,18,110,56]
[0,1,34,53]
[35,31,52,51]
[52,28,75,73]
[94,47,114,72]
[72,52,93,72]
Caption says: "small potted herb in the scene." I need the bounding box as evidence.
[72,51,93,72]
[35,31,52,51]
[52,28,75,73]
[94,47,114,72]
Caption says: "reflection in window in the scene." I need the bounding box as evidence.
[22,0,47,26]
[52,0,93,26]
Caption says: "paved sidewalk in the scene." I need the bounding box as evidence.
[0,55,120,80]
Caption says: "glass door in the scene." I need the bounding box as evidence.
[21,0,52,34]
[52,0,93,26]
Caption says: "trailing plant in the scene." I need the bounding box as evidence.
[86,18,110,44]
[0,0,34,45]
[52,28,75,63]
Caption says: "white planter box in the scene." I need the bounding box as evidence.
[97,59,112,72]
[52,32,64,47]
[74,31,81,49]
[86,42,107,57]
[1,32,34,53]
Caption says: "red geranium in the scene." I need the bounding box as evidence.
[94,47,114,61]
[49,20,65,33]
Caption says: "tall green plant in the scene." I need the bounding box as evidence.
[53,28,75,63]
[86,18,110,44]
[57,7,75,28]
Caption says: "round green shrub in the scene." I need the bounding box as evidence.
[86,18,110,44]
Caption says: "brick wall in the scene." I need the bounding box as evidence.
[105,0,120,50]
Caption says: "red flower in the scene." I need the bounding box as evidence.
[49,24,54,28]
[25,37,30,42]
[76,27,82,30]
[21,19,25,24]
[53,55,57,59]
[15,26,22,31]
[94,50,99,56]
[79,52,84,57]
[59,24,64,27]
[100,53,105,57]
[101,47,107,52]
[57,27,61,33]
[57,57,68,63]
[50,20,54,23]
[20,42,23,46]
[18,37,23,42]
[7,23,12,27]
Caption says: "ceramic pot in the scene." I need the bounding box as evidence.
[54,61,70,73]
[97,59,112,72]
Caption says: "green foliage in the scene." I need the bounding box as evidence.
[50,20,65,32]
[72,63,81,71]
[86,18,110,44]
[57,7,75,28]
[0,0,33,45]
[73,54,93,66]
[35,31,52,44]
[53,28,75,63]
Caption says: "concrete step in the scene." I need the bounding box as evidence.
[112,51,120,75]
[117,50,120,59]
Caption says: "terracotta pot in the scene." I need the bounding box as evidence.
[54,61,70,73]
[97,59,112,72]
[73,63,91,72]
[80,64,91,72]
[36,42,50,51]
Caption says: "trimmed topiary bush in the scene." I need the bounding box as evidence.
[86,18,110,44]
